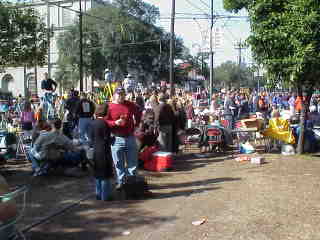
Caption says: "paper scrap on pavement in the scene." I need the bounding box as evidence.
[122,231,131,236]
[192,218,207,226]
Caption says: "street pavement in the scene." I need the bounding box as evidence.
[12,152,320,240]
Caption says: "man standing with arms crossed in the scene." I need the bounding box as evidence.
[104,87,141,189]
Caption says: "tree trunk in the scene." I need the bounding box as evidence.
[296,85,313,154]
[296,99,305,154]
[296,85,305,154]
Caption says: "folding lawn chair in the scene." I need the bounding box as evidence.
[206,127,225,153]
[183,128,202,152]
[0,185,29,240]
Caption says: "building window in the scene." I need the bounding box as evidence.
[1,74,13,92]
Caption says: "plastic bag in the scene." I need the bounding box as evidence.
[239,142,255,154]
[281,144,295,155]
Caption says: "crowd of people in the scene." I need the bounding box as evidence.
[1,71,320,239]
[20,84,320,180]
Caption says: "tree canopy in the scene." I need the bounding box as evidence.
[214,61,259,89]
[0,1,47,67]
[223,0,320,153]
[223,0,320,92]
[55,0,187,87]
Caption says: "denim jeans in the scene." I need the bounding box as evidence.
[95,178,112,200]
[157,125,173,152]
[27,149,40,170]
[78,118,92,144]
[28,149,83,175]
[111,135,138,185]
[44,92,54,105]
[43,92,56,120]
[63,151,83,167]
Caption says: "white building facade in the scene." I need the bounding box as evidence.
[0,0,102,97]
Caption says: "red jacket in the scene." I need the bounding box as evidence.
[104,101,141,136]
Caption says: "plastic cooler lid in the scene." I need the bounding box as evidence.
[152,151,172,156]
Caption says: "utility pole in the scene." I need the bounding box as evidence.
[79,0,84,92]
[169,0,175,97]
[209,0,214,100]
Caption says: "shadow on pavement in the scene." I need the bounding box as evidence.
[26,199,177,240]
[150,177,241,190]
[172,153,231,172]
[150,186,220,199]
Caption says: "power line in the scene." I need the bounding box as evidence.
[45,1,113,24]
[221,19,238,42]
[175,13,208,16]
[222,29,237,46]
[185,0,209,16]
[87,39,161,50]
[160,17,210,20]
[159,12,208,16]
[198,0,210,9]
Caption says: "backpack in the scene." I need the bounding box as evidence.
[122,175,149,200]
[81,100,91,113]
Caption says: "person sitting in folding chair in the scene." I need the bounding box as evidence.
[28,118,88,176]
[198,116,232,153]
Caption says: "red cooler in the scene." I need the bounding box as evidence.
[144,151,173,172]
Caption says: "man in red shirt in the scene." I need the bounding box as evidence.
[104,87,141,189]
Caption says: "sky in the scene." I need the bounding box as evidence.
[143,0,252,67]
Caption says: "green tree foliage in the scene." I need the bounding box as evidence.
[214,61,258,89]
[0,2,47,67]
[112,0,160,24]
[55,0,186,88]
[223,0,320,153]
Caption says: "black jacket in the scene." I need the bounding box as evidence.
[76,99,95,118]
[90,119,113,179]
[153,103,175,127]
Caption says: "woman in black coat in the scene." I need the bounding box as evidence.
[90,103,114,201]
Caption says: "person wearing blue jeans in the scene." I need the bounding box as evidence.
[28,119,88,176]
[75,93,95,145]
[104,87,142,189]
[111,135,138,186]
[78,117,92,144]
[90,103,114,201]
[95,179,112,201]
[28,146,86,176]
